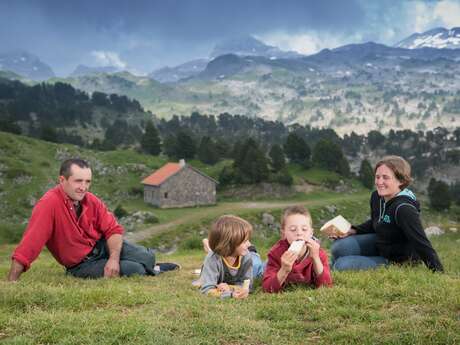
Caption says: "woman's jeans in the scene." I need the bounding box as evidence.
[330,233,388,271]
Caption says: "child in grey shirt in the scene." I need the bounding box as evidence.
[199,215,254,299]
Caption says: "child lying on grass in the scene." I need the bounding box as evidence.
[262,205,333,293]
[198,215,258,299]
[201,238,265,279]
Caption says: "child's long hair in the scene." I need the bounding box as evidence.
[208,215,252,257]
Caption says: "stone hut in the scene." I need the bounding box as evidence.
[142,159,218,208]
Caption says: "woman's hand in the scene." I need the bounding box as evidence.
[328,227,356,240]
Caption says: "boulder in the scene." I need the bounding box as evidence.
[262,212,275,226]
[325,205,337,214]
[424,226,444,237]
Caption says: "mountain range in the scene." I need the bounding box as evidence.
[2,27,459,81]
[1,27,460,135]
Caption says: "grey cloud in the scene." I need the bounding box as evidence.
[0,0,434,75]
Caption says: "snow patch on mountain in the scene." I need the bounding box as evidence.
[395,27,460,49]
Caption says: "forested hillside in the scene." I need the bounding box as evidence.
[1,77,459,186]
[0,77,150,149]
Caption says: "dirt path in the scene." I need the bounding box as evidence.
[125,194,365,243]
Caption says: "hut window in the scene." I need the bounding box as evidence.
[164,192,168,199]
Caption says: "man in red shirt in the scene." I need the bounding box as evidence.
[8,158,178,281]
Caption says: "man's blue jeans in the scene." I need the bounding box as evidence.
[67,239,156,278]
[330,233,388,271]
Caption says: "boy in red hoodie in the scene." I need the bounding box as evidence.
[262,205,333,293]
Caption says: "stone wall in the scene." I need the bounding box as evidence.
[143,185,161,206]
[143,166,216,208]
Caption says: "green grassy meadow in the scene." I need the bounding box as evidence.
[1,197,459,345]
[1,229,459,345]
[0,131,459,344]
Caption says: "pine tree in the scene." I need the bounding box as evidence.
[367,130,385,150]
[163,135,177,159]
[141,120,161,155]
[284,133,311,167]
[0,117,21,134]
[359,159,374,189]
[233,139,269,184]
[269,144,286,172]
[198,136,219,165]
[40,125,58,143]
[218,166,235,186]
[312,139,350,176]
[215,138,231,158]
[175,131,196,159]
[103,119,129,148]
[450,181,460,206]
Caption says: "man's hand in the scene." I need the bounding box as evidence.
[104,234,122,278]
[104,258,120,278]
[7,260,25,282]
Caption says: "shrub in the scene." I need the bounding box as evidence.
[179,236,203,250]
[359,159,374,189]
[428,178,451,211]
[218,166,235,186]
[114,204,128,219]
[271,168,293,186]
[144,214,159,224]
[129,186,144,197]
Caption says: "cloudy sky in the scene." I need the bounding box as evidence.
[1,0,459,76]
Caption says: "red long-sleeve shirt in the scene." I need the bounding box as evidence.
[262,239,333,293]
[12,185,124,271]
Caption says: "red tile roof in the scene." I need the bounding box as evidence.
[142,163,183,186]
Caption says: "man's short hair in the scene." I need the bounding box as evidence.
[59,159,90,178]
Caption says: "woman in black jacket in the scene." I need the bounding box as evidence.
[330,156,443,272]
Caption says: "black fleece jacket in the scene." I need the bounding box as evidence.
[354,190,443,272]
